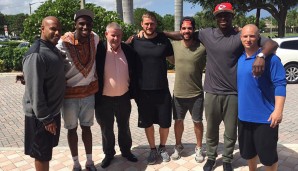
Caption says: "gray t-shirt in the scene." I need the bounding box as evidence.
[199,28,242,94]
[199,28,268,95]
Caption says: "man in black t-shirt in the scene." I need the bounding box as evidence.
[130,12,174,165]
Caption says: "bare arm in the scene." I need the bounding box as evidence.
[166,55,175,65]
[268,96,285,128]
[164,31,182,40]
[253,39,278,76]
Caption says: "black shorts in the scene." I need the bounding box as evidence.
[136,89,172,128]
[173,94,204,122]
[238,119,278,166]
[24,114,61,161]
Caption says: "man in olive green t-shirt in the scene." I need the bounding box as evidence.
[170,17,206,163]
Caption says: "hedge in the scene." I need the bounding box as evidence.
[0,47,28,72]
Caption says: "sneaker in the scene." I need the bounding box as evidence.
[195,147,204,163]
[72,166,82,171]
[85,163,97,171]
[158,147,170,162]
[203,159,215,171]
[147,149,158,165]
[171,144,184,160]
[223,162,234,171]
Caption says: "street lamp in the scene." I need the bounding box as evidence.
[29,1,44,15]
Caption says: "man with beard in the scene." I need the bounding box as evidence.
[170,17,206,163]
[56,9,99,171]
[129,11,174,165]
[164,2,278,171]
[23,16,65,171]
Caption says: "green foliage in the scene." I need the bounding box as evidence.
[0,47,13,71]
[0,46,28,71]
[22,0,134,42]
[13,47,28,71]
[5,13,29,36]
[0,41,22,48]
[162,14,174,31]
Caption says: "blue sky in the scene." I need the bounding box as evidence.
[0,0,270,17]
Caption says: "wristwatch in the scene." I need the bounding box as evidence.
[257,52,266,59]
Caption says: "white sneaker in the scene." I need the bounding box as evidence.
[171,144,184,160]
[195,147,204,163]
[158,147,170,162]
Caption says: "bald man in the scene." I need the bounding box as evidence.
[237,24,286,171]
[23,16,65,171]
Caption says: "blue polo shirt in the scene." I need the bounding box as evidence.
[237,50,287,124]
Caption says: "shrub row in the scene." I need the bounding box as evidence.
[0,47,28,72]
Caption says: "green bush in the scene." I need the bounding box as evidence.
[0,47,13,71]
[0,46,28,72]
[13,47,28,71]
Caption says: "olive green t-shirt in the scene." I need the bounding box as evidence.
[172,40,206,98]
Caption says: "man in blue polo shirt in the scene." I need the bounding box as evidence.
[237,24,286,171]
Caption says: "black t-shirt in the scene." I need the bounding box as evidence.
[131,32,173,90]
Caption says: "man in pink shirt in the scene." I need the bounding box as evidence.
[95,22,138,168]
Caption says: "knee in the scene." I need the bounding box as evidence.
[68,127,78,135]
[81,125,91,133]
[175,120,183,126]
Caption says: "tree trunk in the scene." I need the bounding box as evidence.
[80,0,85,9]
[255,8,260,27]
[174,0,183,31]
[277,6,288,37]
[116,0,123,20]
[122,0,134,24]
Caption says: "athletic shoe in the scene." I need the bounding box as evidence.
[171,144,184,160]
[158,147,170,162]
[203,159,216,171]
[195,147,204,163]
[147,149,158,165]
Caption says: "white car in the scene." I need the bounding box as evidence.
[272,37,298,84]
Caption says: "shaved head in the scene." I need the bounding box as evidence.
[41,16,61,45]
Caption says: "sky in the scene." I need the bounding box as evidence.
[0,0,270,17]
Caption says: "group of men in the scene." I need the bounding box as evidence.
[21,2,286,171]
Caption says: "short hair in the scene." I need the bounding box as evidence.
[180,16,196,30]
[106,22,122,32]
[142,11,157,22]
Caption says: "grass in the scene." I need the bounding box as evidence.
[261,32,298,38]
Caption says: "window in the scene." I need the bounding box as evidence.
[280,40,298,50]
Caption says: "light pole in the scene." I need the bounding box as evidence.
[29,2,44,15]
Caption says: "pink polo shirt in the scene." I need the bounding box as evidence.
[102,42,130,97]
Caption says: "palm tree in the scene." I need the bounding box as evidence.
[122,0,134,24]
[174,0,183,31]
[80,0,85,9]
[116,0,123,20]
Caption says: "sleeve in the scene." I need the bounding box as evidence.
[23,53,53,124]
[270,55,287,97]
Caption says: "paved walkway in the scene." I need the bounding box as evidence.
[0,73,298,170]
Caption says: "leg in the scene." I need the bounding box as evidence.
[81,125,92,157]
[204,93,222,161]
[35,159,49,171]
[174,120,184,145]
[247,155,258,171]
[145,125,155,148]
[265,162,278,171]
[95,99,116,157]
[115,95,132,155]
[194,122,203,148]
[67,127,79,157]
[159,127,169,145]
[222,94,238,163]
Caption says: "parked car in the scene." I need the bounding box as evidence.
[272,37,298,84]
[17,41,30,48]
